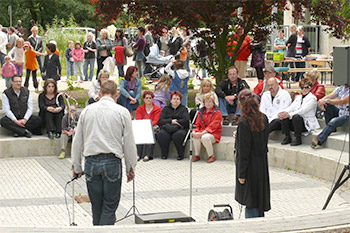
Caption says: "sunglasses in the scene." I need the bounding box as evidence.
[301,86,311,90]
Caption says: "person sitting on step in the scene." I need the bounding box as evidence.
[59,104,79,159]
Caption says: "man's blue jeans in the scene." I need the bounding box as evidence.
[84,58,95,81]
[245,207,260,218]
[317,115,349,145]
[218,97,240,117]
[85,154,122,226]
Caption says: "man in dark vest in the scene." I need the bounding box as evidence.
[1,76,42,137]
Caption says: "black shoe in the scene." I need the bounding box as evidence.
[13,133,20,137]
[48,132,54,139]
[291,137,302,146]
[281,134,291,145]
[177,156,184,160]
[55,133,61,138]
[24,129,32,138]
[161,156,167,160]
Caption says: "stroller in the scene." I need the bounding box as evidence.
[144,44,173,80]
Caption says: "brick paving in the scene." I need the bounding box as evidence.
[0,156,348,228]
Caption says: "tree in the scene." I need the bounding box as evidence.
[94,0,350,83]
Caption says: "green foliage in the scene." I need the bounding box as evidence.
[188,78,195,90]
[0,0,102,30]
[66,76,84,91]
[42,15,87,76]
[141,77,150,90]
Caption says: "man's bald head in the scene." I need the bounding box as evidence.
[267,77,279,97]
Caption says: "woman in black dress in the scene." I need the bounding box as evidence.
[235,89,270,218]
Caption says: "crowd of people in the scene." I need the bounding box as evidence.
[0,22,348,222]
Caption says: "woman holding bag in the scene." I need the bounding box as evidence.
[96,29,113,78]
[114,29,128,77]
[157,91,190,160]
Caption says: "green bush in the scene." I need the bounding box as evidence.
[40,15,88,77]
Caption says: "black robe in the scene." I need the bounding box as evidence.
[235,114,270,217]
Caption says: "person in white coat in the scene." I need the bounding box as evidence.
[278,78,320,146]
[260,77,292,133]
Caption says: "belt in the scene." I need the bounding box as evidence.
[88,153,117,159]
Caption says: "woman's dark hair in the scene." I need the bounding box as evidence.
[170,91,183,100]
[138,26,145,35]
[43,79,58,95]
[142,90,154,99]
[238,89,265,132]
[46,43,56,53]
[124,66,138,81]
[115,29,124,40]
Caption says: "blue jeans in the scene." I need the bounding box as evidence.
[245,207,260,218]
[117,90,139,112]
[184,56,190,73]
[324,104,339,124]
[67,61,74,78]
[74,62,84,81]
[317,115,349,145]
[181,94,188,107]
[85,154,122,225]
[84,58,95,81]
[218,97,240,117]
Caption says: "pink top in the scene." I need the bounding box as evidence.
[71,48,84,62]
[1,63,16,77]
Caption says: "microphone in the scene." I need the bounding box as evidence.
[71,172,84,182]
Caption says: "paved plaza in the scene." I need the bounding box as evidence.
[0,155,349,229]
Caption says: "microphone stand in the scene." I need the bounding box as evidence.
[182,106,200,218]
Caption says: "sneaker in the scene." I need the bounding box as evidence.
[58,152,65,159]
[143,156,150,162]
[281,134,291,145]
[231,115,240,125]
[207,155,216,163]
[48,132,54,139]
[13,133,20,137]
[177,155,184,160]
[311,136,319,149]
[223,116,230,125]
[192,155,200,162]
[55,133,61,138]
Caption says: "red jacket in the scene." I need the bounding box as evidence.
[253,75,284,97]
[194,107,222,143]
[227,33,251,61]
[311,81,325,101]
[136,104,161,126]
[114,46,124,64]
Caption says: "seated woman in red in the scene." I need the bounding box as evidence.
[192,93,222,163]
[135,90,161,162]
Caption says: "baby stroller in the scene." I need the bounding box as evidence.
[144,44,173,80]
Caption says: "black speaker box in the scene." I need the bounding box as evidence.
[135,211,195,224]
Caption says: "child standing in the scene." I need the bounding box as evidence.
[71,41,85,81]
[153,74,171,109]
[59,104,79,159]
[23,41,42,90]
[42,43,61,81]
[165,59,193,106]
[8,38,25,77]
[0,56,16,88]
[65,41,74,78]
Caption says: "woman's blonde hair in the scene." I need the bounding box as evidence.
[155,74,171,95]
[171,27,181,37]
[304,69,320,81]
[97,70,110,83]
[199,79,213,94]
[86,32,95,41]
[100,29,109,38]
[202,93,217,106]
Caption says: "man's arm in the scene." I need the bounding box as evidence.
[71,111,85,174]
[2,93,17,121]
[122,110,137,180]
[24,92,33,121]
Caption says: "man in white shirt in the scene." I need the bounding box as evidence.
[0,25,8,67]
[260,77,292,134]
[72,80,137,226]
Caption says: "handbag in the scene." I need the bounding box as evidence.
[125,45,134,57]
[162,123,181,133]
